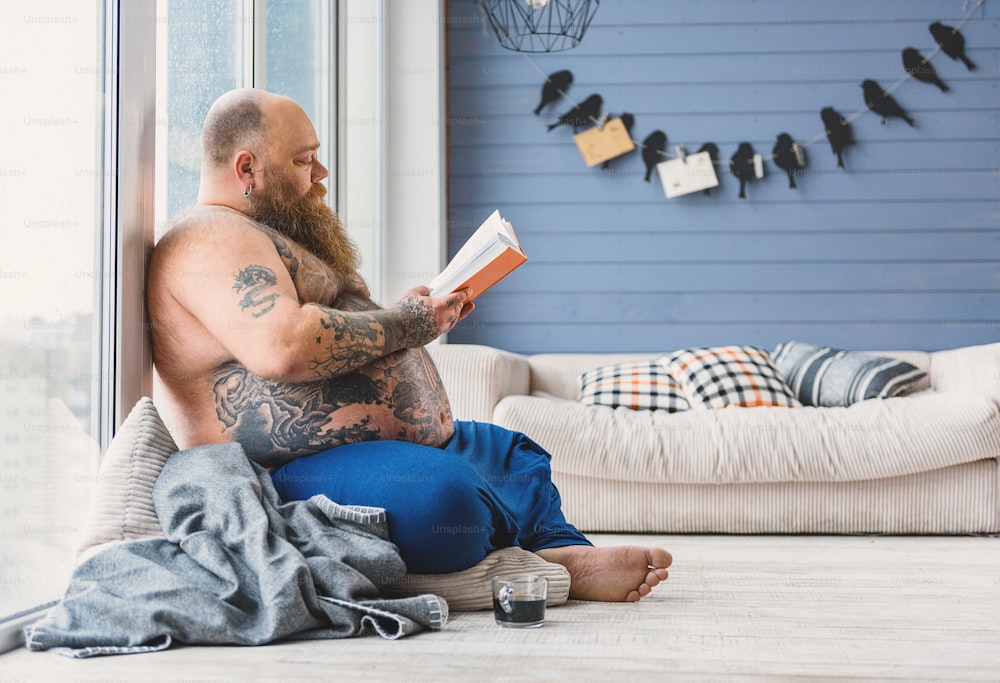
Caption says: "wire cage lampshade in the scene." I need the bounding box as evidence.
[480,0,601,53]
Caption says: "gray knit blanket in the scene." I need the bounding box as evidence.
[24,443,447,657]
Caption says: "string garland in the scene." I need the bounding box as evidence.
[518,0,985,175]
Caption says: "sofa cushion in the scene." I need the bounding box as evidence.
[660,345,800,410]
[493,391,1000,485]
[932,341,1000,404]
[773,341,927,407]
[579,360,689,412]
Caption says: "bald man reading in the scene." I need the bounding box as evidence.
[147,88,671,602]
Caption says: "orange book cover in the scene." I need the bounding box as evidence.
[428,210,527,302]
[453,243,527,302]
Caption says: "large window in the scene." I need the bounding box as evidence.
[0,0,107,628]
[1,0,336,649]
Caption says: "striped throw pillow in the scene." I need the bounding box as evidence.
[772,341,927,407]
[660,345,801,410]
[579,360,690,412]
[75,397,178,563]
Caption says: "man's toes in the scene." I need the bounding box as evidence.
[644,570,662,588]
[650,548,673,569]
[626,589,641,602]
[652,567,669,581]
[637,582,652,597]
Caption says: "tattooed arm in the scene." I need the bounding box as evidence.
[158,209,472,383]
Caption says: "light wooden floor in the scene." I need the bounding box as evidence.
[4,533,1000,682]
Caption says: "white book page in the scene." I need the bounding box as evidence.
[428,210,510,293]
[427,240,508,297]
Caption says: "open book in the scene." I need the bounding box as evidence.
[427,210,527,302]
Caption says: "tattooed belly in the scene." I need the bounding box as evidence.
[209,350,453,466]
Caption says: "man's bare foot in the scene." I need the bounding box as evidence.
[535,545,672,602]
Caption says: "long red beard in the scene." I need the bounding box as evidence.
[247,174,361,282]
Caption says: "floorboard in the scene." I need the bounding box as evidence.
[3,534,999,682]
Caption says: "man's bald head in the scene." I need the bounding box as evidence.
[201,88,273,170]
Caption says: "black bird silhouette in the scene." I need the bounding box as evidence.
[729,142,756,199]
[862,79,915,127]
[930,21,977,71]
[903,48,950,93]
[820,107,853,169]
[696,142,720,195]
[641,130,667,182]
[601,112,635,170]
[534,70,573,115]
[772,133,804,189]
[547,94,603,133]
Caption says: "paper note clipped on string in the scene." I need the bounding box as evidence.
[573,117,636,167]
[655,151,720,198]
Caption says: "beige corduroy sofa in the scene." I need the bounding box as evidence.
[426,342,1000,535]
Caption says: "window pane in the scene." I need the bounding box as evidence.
[266,0,333,176]
[0,0,105,620]
[156,0,335,235]
[157,0,249,229]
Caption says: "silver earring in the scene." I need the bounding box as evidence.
[243,183,253,197]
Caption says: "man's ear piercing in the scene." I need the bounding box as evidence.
[243,183,253,198]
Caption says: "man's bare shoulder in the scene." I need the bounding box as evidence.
[151,206,280,287]
[156,205,265,253]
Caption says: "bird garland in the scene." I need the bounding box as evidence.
[533,69,573,115]
[640,130,667,183]
[819,107,853,169]
[903,47,951,92]
[525,0,985,200]
[547,93,603,132]
[862,79,915,127]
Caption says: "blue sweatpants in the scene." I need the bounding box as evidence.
[270,421,591,573]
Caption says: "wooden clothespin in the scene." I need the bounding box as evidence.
[792,141,806,166]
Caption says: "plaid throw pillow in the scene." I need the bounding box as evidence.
[579,360,690,412]
[772,341,927,407]
[660,345,801,410]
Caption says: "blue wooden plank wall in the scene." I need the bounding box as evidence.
[444,0,1000,354]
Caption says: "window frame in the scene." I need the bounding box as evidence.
[382,0,448,306]
[337,0,385,301]
[339,0,448,307]
[103,0,157,445]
